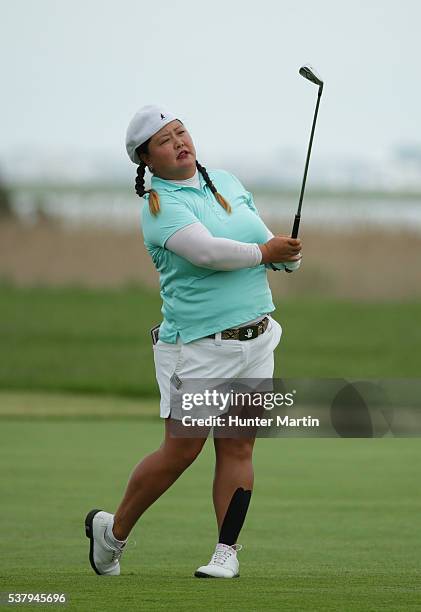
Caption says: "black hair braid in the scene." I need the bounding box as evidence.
[196,160,232,214]
[135,161,147,197]
[196,161,217,194]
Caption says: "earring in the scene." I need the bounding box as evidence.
[148,165,154,173]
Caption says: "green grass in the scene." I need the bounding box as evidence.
[0,391,420,611]
[0,284,420,399]
[0,283,162,397]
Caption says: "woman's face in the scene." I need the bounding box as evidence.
[141,120,197,180]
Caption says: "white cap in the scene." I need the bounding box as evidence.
[125,105,178,164]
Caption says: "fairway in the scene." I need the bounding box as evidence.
[1,392,420,611]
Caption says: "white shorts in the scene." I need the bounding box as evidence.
[152,315,282,418]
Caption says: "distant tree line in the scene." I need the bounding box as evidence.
[0,170,12,218]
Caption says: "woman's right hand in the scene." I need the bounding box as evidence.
[258,236,302,264]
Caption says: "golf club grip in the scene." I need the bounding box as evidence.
[285,215,301,273]
[291,214,301,239]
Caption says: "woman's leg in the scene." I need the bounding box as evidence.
[112,420,207,540]
[212,437,256,540]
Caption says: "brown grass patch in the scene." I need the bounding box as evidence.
[1,219,420,300]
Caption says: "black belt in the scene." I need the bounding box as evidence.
[206,317,269,341]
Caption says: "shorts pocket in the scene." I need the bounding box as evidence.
[153,340,184,381]
[172,344,185,375]
[171,339,244,381]
[268,316,282,349]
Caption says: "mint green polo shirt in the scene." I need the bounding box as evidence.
[141,169,275,343]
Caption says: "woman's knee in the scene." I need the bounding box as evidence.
[161,437,205,471]
[214,438,255,461]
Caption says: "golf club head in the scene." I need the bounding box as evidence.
[299,65,323,87]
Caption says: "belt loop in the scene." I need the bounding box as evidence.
[214,331,222,346]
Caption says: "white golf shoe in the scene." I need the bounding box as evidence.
[85,509,126,576]
[194,543,242,578]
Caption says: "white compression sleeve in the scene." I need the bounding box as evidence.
[165,222,262,270]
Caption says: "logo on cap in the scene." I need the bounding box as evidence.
[160,113,165,120]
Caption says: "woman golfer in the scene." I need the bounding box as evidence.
[85,105,302,578]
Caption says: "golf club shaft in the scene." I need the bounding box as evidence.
[291,85,323,238]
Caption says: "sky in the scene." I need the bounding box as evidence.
[1,0,421,171]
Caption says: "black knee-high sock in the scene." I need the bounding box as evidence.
[219,487,252,546]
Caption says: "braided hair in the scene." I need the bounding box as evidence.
[135,139,160,216]
[195,161,231,214]
[134,142,231,217]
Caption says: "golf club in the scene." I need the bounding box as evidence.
[282,64,324,273]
